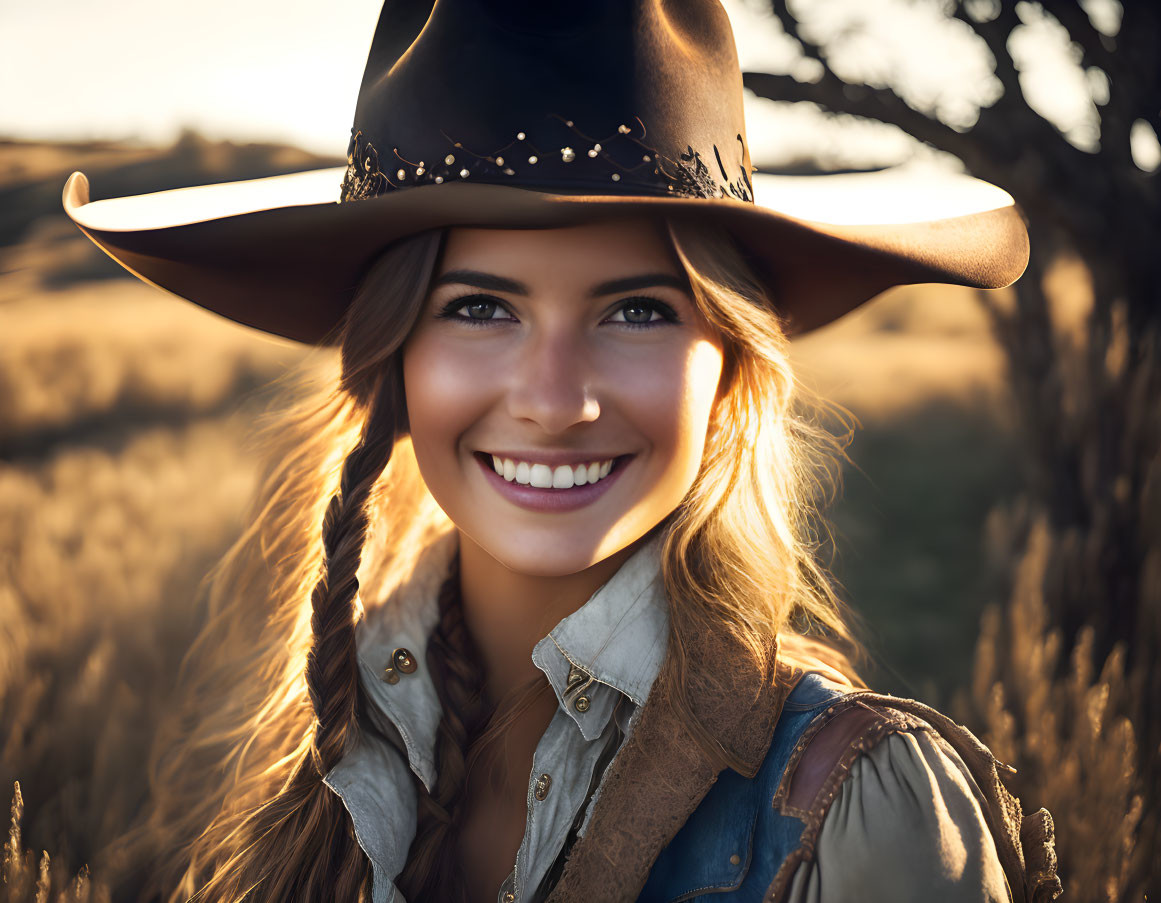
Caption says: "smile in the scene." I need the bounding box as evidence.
[472,452,633,513]
[487,455,617,489]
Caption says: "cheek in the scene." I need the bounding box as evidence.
[401,334,479,470]
[619,337,723,476]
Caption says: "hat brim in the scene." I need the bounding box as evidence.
[62,165,1028,343]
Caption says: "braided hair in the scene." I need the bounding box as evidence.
[396,560,556,902]
[164,231,443,901]
[394,552,489,901]
[306,380,401,781]
[175,382,399,900]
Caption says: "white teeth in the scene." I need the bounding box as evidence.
[487,454,620,488]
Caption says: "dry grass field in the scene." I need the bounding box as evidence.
[5,134,1132,899]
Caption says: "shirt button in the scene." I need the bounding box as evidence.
[574,695,590,713]
[534,773,552,801]
[393,647,417,673]
[502,894,515,903]
[730,854,742,866]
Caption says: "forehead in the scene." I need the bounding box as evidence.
[437,217,681,278]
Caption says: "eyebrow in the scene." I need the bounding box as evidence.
[432,268,690,298]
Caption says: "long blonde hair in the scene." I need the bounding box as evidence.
[129,215,864,900]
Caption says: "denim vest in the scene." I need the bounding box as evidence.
[637,671,845,903]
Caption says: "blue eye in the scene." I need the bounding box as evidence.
[607,297,679,328]
[437,294,514,325]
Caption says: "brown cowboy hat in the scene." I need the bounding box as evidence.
[62,0,1028,345]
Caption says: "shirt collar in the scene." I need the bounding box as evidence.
[531,533,668,739]
[350,529,669,788]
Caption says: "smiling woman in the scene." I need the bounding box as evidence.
[63,1,1061,901]
[404,221,725,575]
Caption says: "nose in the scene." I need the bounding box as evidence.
[505,329,600,434]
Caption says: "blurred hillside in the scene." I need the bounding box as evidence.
[0,132,1022,889]
[0,130,339,292]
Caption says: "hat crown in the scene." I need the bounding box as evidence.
[344,0,754,203]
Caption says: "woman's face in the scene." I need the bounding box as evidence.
[402,218,724,577]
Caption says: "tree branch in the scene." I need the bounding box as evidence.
[746,2,1140,255]
[1050,1,1122,82]
[744,67,1111,251]
[743,71,999,180]
[949,1,1088,166]
[1045,2,1137,171]
[950,1,1025,117]
[1117,3,1161,139]
[753,1,1074,181]
[767,0,828,66]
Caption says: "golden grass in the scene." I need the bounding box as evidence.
[0,281,301,440]
[959,511,1146,901]
[0,243,309,887]
[4,783,110,902]
[0,410,267,882]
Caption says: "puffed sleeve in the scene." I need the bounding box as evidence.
[782,729,1009,902]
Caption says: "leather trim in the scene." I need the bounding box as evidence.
[781,704,884,816]
[764,696,930,902]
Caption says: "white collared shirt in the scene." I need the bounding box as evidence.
[325,531,670,903]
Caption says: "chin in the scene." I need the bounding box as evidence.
[469,515,656,577]
[473,532,609,577]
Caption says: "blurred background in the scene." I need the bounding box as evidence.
[1,0,1156,899]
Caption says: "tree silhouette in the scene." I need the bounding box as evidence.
[743,1,1158,896]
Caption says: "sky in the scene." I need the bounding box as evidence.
[1,0,1154,172]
